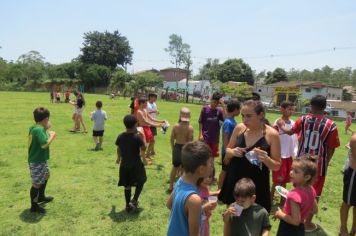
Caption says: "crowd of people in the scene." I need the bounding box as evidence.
[26,91,356,236]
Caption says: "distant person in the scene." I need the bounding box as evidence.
[70,91,87,133]
[166,141,213,236]
[345,111,353,134]
[28,107,56,213]
[168,107,194,192]
[65,90,70,103]
[90,101,107,151]
[218,100,241,191]
[277,95,340,231]
[274,158,318,236]
[219,100,281,213]
[223,178,271,236]
[50,90,54,103]
[271,101,298,205]
[115,115,147,212]
[339,133,356,236]
[55,92,61,103]
[147,93,159,156]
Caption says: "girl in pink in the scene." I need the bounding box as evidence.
[197,176,217,236]
[274,158,318,236]
[345,112,353,134]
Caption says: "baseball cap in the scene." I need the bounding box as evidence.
[180,107,191,122]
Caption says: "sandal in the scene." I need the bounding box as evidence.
[305,223,320,233]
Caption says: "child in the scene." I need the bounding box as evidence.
[115,115,147,212]
[274,158,318,235]
[65,89,70,103]
[91,101,107,151]
[147,93,159,155]
[28,107,56,213]
[271,101,298,205]
[345,111,353,134]
[223,178,271,236]
[197,176,218,236]
[168,107,194,192]
[339,133,356,236]
[166,141,214,236]
[218,100,241,190]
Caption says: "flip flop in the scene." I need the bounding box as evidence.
[305,223,320,233]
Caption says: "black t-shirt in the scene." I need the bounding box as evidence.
[77,97,84,108]
[115,132,144,167]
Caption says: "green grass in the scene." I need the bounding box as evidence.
[0,91,352,236]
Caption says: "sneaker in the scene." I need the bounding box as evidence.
[125,205,133,213]
[129,200,139,211]
[30,205,46,214]
[94,144,100,151]
[38,196,54,204]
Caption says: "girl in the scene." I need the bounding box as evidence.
[168,107,194,192]
[197,176,217,236]
[70,91,87,133]
[274,158,318,236]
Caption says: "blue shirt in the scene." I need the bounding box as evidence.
[221,117,237,156]
[167,178,200,236]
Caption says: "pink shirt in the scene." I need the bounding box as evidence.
[283,186,316,223]
[346,115,352,126]
[199,187,211,236]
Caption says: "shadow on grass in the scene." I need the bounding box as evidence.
[19,209,45,223]
[108,205,143,223]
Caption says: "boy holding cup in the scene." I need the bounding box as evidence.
[223,178,271,236]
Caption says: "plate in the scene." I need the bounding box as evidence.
[275,185,289,198]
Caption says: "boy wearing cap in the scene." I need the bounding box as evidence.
[168,107,194,192]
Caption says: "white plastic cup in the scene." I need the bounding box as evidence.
[208,196,218,203]
[231,203,244,216]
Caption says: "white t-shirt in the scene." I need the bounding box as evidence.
[91,109,107,131]
[147,102,158,119]
[273,119,298,159]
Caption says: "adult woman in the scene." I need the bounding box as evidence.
[218,100,281,212]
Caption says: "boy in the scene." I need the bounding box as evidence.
[147,93,159,155]
[28,107,56,213]
[271,101,298,205]
[278,95,340,231]
[218,100,241,190]
[166,141,213,236]
[115,115,147,212]
[91,101,107,151]
[198,92,226,158]
[223,178,271,236]
[339,133,356,236]
[136,97,165,164]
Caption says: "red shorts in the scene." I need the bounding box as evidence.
[206,143,219,158]
[142,126,154,143]
[312,176,326,197]
[272,157,293,184]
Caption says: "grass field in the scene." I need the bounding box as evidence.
[0,91,352,236]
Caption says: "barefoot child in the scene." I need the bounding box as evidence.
[223,178,271,236]
[28,107,56,213]
[339,133,356,236]
[274,158,318,235]
[91,101,107,151]
[115,115,147,212]
[168,107,194,192]
[166,141,214,236]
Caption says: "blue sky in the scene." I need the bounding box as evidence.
[0,0,355,74]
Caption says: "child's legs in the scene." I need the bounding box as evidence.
[340,202,351,233]
[124,186,131,206]
[78,114,86,131]
[169,166,179,189]
[93,136,99,144]
[133,181,144,202]
[99,136,103,145]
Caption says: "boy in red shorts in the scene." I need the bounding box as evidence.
[271,101,298,205]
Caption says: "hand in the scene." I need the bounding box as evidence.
[274,207,285,220]
[276,118,285,128]
[253,148,269,162]
[203,201,217,212]
[49,131,56,138]
[219,97,225,105]
[232,147,246,157]
[223,207,237,221]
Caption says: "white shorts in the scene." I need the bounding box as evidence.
[75,107,83,115]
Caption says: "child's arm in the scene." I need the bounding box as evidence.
[188,126,194,142]
[274,201,301,226]
[262,229,269,236]
[201,201,217,215]
[223,207,236,236]
[170,126,176,150]
[41,131,56,149]
[185,194,202,236]
[116,147,121,164]
[312,199,318,214]
[166,192,173,210]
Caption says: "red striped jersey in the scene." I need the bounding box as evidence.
[292,114,340,176]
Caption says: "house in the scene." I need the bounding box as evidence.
[301,100,356,119]
[254,81,343,106]
[160,68,188,82]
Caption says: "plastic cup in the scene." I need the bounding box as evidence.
[231,203,244,216]
[208,196,218,203]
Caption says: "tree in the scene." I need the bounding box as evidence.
[133,71,164,93]
[265,68,288,84]
[79,30,133,70]
[165,34,192,102]
[217,59,254,85]
[109,69,132,93]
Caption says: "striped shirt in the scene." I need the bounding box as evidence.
[291,115,340,176]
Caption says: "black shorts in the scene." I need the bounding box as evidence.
[93,130,104,137]
[150,127,157,136]
[343,167,356,206]
[172,144,184,167]
[118,163,147,187]
[276,220,304,236]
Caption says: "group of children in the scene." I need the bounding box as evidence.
[27,92,356,236]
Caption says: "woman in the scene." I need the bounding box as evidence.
[218,100,281,212]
